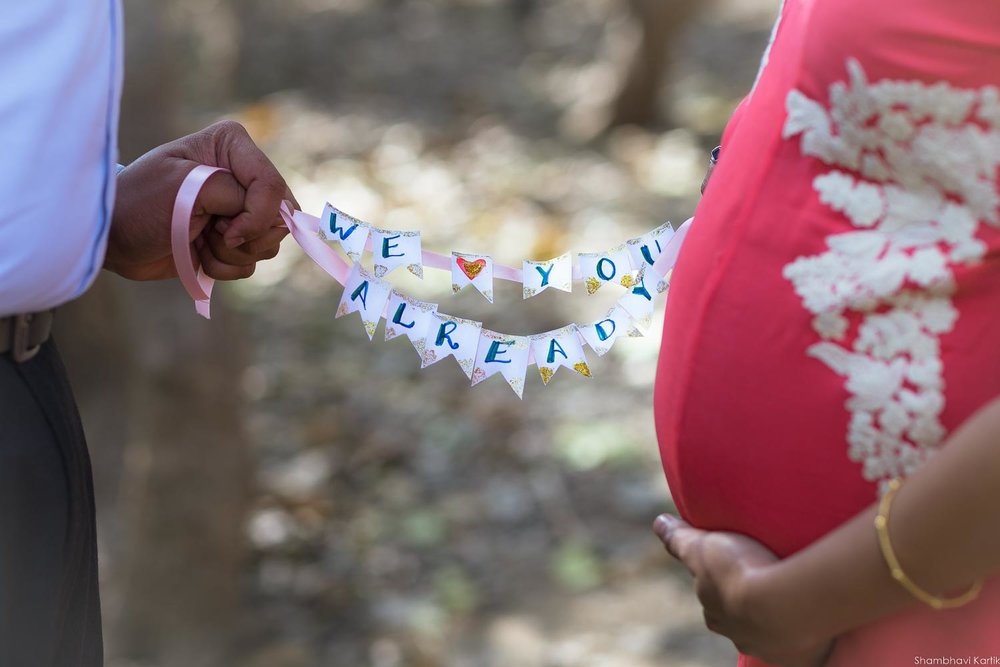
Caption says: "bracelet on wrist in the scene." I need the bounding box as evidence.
[874,477,983,610]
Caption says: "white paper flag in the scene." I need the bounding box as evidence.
[522,253,572,299]
[626,222,675,271]
[336,263,392,340]
[421,312,483,378]
[371,227,424,279]
[384,290,438,357]
[617,267,656,331]
[472,330,530,398]
[529,325,591,385]
[578,245,635,295]
[451,252,494,303]
[320,203,370,262]
[579,305,635,356]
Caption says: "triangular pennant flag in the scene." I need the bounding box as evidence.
[617,266,657,331]
[579,305,635,356]
[320,203,370,262]
[370,227,424,279]
[529,325,591,385]
[522,253,572,299]
[421,312,483,378]
[626,222,675,271]
[647,266,671,294]
[336,263,392,340]
[384,289,438,357]
[472,330,530,398]
[451,252,494,303]
[577,245,635,295]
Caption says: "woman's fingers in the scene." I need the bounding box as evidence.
[653,514,704,571]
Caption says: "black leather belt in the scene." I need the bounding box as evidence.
[0,311,54,363]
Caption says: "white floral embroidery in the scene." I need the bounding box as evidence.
[782,59,1000,495]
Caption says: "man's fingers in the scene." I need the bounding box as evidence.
[194,171,246,223]
[214,121,289,247]
[204,224,286,264]
[197,242,256,281]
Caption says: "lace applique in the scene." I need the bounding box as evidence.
[782,59,1000,495]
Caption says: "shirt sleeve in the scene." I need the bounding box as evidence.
[0,0,123,317]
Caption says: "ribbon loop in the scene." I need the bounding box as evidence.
[170,164,230,319]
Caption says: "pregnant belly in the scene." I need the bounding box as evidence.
[652,216,878,558]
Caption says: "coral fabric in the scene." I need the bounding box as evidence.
[653,0,1000,664]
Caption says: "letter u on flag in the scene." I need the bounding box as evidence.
[626,221,674,270]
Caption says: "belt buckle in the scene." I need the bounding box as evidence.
[12,314,41,363]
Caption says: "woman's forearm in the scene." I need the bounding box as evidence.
[752,395,1000,645]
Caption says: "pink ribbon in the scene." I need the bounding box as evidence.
[652,216,693,278]
[171,165,229,319]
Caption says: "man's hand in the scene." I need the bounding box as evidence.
[653,513,836,667]
[105,120,297,281]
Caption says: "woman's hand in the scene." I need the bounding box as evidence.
[106,120,297,281]
[653,513,836,667]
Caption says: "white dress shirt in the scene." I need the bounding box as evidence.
[0,0,123,317]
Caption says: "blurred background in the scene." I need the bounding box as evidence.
[58,0,778,665]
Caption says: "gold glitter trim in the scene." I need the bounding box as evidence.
[620,274,635,288]
[363,320,378,339]
[539,367,554,385]
[585,277,601,295]
[573,362,592,377]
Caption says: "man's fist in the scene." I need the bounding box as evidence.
[105,120,297,281]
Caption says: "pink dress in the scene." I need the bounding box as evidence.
[653,1,1000,664]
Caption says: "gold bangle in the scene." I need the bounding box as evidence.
[874,478,983,610]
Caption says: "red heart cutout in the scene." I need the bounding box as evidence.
[457,257,487,280]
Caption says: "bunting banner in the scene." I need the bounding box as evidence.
[301,202,693,396]
[169,165,694,398]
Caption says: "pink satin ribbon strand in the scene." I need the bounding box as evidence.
[171,165,230,319]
